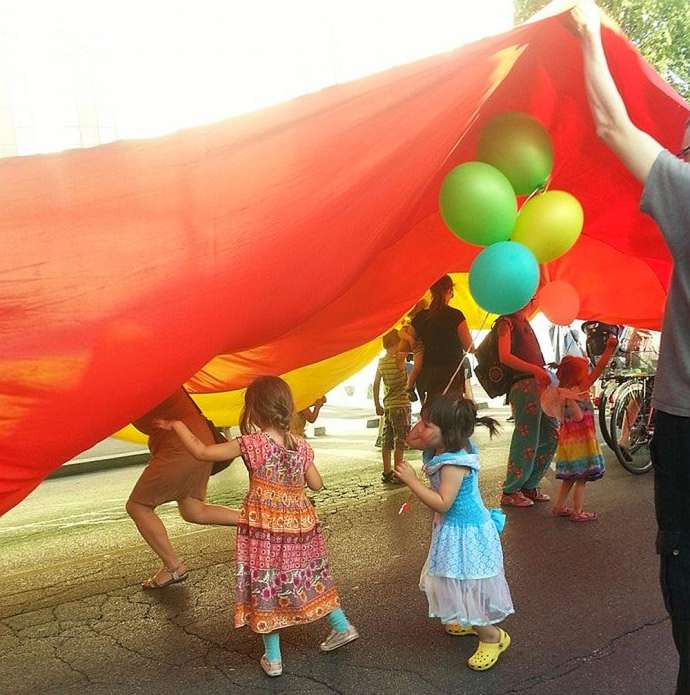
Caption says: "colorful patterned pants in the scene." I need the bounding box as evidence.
[503,378,559,494]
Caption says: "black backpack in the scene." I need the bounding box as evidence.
[474,318,516,398]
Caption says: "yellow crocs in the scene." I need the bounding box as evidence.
[467,628,511,671]
[445,624,476,636]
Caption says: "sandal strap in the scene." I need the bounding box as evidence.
[166,564,186,580]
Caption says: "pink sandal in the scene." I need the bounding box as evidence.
[570,511,597,523]
[550,507,572,517]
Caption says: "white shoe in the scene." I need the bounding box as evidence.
[260,654,282,677]
[319,624,359,652]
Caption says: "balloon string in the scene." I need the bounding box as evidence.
[400,311,491,515]
[442,311,490,396]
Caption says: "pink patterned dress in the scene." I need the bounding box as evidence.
[234,432,340,633]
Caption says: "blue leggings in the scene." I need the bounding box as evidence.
[261,608,350,661]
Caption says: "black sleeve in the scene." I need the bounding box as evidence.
[450,307,465,327]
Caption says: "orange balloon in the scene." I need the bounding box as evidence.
[538,280,580,325]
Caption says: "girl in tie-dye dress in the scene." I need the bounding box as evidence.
[154,376,358,678]
[549,335,618,523]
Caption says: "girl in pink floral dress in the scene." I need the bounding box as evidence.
[154,376,358,677]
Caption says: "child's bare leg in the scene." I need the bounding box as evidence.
[382,448,392,475]
[552,480,575,514]
[572,480,587,514]
[393,442,405,467]
[178,497,241,525]
[474,625,500,643]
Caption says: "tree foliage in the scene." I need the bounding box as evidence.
[514,1,690,99]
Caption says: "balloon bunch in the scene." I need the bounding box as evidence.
[439,113,583,323]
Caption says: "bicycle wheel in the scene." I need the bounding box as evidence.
[609,380,653,474]
[597,379,619,449]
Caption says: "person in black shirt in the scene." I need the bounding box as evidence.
[405,275,474,403]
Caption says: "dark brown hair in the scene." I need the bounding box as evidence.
[429,275,453,314]
[239,376,296,448]
[422,393,499,452]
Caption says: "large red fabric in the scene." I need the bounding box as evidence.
[1,12,688,515]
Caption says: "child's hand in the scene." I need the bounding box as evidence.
[606,335,618,350]
[375,404,384,416]
[394,460,416,485]
[152,418,175,431]
[534,368,552,390]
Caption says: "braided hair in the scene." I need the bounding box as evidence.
[240,376,296,449]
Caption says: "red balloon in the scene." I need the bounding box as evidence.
[538,280,580,325]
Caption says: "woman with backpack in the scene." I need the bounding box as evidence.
[496,299,558,508]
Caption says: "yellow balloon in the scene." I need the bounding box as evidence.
[511,191,583,263]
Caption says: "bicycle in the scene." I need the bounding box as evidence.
[607,374,655,475]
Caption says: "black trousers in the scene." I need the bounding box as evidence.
[651,411,690,694]
[416,365,464,404]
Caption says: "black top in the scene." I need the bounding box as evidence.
[412,305,466,367]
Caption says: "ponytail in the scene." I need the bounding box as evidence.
[429,275,453,314]
[476,414,500,439]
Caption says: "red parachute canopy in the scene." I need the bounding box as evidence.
[0,10,687,515]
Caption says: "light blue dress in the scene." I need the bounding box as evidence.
[419,443,515,626]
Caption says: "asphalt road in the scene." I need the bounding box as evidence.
[0,408,678,694]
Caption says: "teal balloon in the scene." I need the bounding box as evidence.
[469,241,539,315]
[477,112,554,196]
[439,162,517,247]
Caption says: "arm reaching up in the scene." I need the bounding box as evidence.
[570,0,662,183]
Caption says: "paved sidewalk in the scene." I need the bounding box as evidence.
[1,409,678,694]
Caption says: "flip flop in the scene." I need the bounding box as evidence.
[570,511,597,523]
[142,564,189,590]
[550,507,573,517]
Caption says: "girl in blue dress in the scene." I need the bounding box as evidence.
[395,394,514,671]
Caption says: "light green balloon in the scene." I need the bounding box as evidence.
[512,190,584,263]
[477,112,554,196]
[439,162,517,247]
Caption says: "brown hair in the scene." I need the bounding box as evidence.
[239,376,296,448]
[429,275,453,314]
[382,329,399,350]
[556,356,589,388]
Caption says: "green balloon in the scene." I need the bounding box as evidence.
[439,162,517,247]
[477,112,554,196]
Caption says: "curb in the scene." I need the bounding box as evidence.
[49,451,149,479]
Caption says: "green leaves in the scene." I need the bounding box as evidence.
[514,0,690,99]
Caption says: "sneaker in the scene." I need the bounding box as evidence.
[260,654,282,677]
[521,487,550,502]
[319,624,360,652]
[501,492,534,508]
